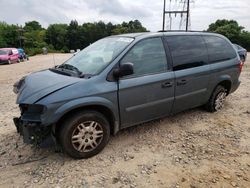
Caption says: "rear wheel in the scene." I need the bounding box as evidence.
[59,111,110,159]
[205,85,227,112]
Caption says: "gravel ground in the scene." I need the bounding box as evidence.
[0,53,249,188]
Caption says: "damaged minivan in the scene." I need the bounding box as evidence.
[13,32,242,159]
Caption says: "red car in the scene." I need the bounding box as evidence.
[0,48,20,65]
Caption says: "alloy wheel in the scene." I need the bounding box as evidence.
[71,121,104,152]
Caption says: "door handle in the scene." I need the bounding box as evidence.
[177,79,187,86]
[162,82,173,88]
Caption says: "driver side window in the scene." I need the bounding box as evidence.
[120,37,168,77]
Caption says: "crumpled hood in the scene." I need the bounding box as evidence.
[17,69,80,104]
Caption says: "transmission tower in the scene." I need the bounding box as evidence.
[162,0,193,31]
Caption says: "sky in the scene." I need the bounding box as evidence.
[0,0,249,31]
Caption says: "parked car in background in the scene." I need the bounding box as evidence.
[233,44,247,62]
[18,48,29,61]
[0,48,20,65]
[13,32,241,159]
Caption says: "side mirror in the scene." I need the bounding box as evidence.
[113,62,134,78]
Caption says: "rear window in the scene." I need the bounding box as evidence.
[203,36,236,63]
[165,35,208,71]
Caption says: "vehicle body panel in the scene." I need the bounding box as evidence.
[118,71,175,128]
[13,32,241,146]
[0,48,19,64]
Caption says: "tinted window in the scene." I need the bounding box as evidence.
[121,38,167,77]
[165,35,208,71]
[203,36,236,63]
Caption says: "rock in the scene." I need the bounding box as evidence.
[231,182,237,187]
[223,174,231,179]
[0,151,6,156]
[33,179,39,183]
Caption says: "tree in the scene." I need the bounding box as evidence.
[238,31,250,51]
[66,20,81,50]
[112,20,147,35]
[24,21,42,32]
[207,19,243,43]
[207,19,250,51]
[45,24,68,51]
[0,19,149,55]
[0,22,19,47]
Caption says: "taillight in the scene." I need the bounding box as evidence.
[239,61,244,72]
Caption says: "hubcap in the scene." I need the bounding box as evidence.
[71,121,103,152]
[215,92,227,111]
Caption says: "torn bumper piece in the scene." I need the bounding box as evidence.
[13,117,52,145]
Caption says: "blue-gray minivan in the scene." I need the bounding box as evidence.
[13,32,242,158]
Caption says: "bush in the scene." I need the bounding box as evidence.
[26,48,43,56]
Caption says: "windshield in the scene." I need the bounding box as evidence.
[64,37,134,75]
[0,50,7,55]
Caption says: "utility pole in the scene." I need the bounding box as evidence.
[185,0,190,31]
[17,26,25,48]
[162,0,166,31]
[162,0,192,31]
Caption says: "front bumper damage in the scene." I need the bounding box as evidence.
[13,117,52,145]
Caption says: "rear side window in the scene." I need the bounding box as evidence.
[203,36,236,63]
[121,37,167,77]
[165,35,208,71]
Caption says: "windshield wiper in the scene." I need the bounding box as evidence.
[49,67,72,76]
[57,64,82,75]
[50,64,93,78]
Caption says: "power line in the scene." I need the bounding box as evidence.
[162,0,193,31]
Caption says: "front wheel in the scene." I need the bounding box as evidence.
[205,85,227,112]
[59,111,110,159]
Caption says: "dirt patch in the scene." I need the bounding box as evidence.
[0,53,249,187]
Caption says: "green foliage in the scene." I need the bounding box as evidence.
[207,19,250,51]
[0,22,19,47]
[112,20,147,35]
[0,19,148,55]
[45,24,67,50]
[238,31,250,51]
[23,21,42,32]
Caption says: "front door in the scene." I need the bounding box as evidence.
[118,37,175,128]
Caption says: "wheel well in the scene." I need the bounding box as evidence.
[217,80,231,94]
[55,105,116,137]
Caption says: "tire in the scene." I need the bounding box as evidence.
[59,111,110,159]
[205,85,227,112]
[8,59,11,64]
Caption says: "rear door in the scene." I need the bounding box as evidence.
[118,37,175,128]
[164,35,210,113]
